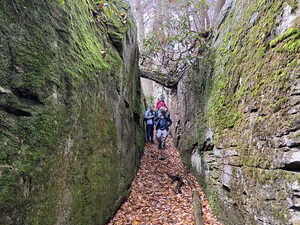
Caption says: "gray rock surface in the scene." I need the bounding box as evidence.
[0,0,145,224]
[170,0,300,224]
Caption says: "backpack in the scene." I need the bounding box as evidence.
[157,101,167,109]
[158,118,168,130]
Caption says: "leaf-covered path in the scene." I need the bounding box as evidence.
[108,138,222,225]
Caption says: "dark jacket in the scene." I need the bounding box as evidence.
[155,115,172,130]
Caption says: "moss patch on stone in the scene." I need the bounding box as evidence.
[176,0,300,224]
[0,0,144,224]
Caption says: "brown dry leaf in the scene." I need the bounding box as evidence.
[107,137,222,225]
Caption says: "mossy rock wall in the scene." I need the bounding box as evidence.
[175,0,300,224]
[0,0,144,224]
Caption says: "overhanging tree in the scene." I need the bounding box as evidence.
[138,0,210,88]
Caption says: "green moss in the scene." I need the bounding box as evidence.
[278,38,300,53]
[257,170,272,184]
[207,1,299,135]
[0,0,143,224]
[297,174,300,184]
[271,205,288,224]
[245,151,263,168]
[270,28,299,48]
[262,159,271,169]
[0,108,67,224]
[69,101,120,225]
[176,0,300,223]
[278,191,287,200]
[208,191,217,214]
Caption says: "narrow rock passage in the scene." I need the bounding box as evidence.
[108,138,222,225]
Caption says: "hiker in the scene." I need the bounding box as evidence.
[144,105,155,143]
[156,97,168,119]
[155,107,172,149]
[156,97,168,110]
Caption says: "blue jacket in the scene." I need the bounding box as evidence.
[144,108,155,125]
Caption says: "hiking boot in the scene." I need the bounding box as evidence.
[159,155,166,160]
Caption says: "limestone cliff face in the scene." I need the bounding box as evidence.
[173,0,300,224]
[0,0,144,224]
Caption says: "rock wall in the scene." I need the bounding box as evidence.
[174,0,300,224]
[0,0,144,224]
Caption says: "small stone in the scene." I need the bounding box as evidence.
[15,66,24,73]
[0,86,12,94]
[291,76,300,96]
[191,150,202,173]
[213,147,222,157]
[224,149,238,157]
[284,130,300,148]
[249,11,258,27]
[227,156,241,166]
[272,136,285,148]
[293,196,300,208]
[222,165,232,189]
[288,106,300,115]
[51,40,58,50]
[206,129,213,142]
[291,181,300,191]
[275,2,299,35]
[288,197,294,208]
[290,95,300,106]
[292,217,300,225]
[283,151,300,169]
[100,49,106,58]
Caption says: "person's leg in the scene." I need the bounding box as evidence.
[150,125,154,143]
[146,125,151,142]
[157,129,162,149]
[161,130,168,149]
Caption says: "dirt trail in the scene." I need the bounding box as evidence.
[108,138,222,225]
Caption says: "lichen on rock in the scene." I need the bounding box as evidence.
[0,0,144,224]
[171,0,300,224]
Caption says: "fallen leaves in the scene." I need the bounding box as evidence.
[108,137,222,225]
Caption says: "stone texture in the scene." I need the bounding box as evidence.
[221,165,232,190]
[276,1,300,35]
[170,0,300,224]
[0,0,144,225]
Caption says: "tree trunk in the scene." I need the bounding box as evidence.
[212,0,226,26]
[134,0,145,42]
[153,0,165,44]
[194,1,210,32]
